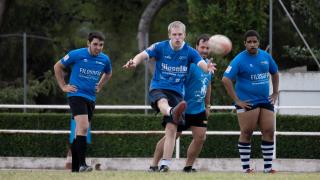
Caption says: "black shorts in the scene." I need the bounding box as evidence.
[177,111,208,132]
[149,89,184,126]
[68,96,95,121]
[235,102,274,113]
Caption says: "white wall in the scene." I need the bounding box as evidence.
[275,72,320,115]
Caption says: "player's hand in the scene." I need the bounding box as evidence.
[235,100,252,110]
[269,92,279,105]
[207,62,217,74]
[205,107,210,118]
[123,59,137,69]
[62,84,77,93]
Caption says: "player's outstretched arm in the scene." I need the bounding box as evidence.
[123,51,148,69]
[198,60,217,73]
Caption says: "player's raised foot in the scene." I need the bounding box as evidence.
[183,166,197,173]
[79,165,93,172]
[264,169,277,174]
[148,166,159,172]
[159,165,169,173]
[170,101,186,125]
[244,168,254,173]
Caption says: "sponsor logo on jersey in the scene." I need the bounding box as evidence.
[79,68,102,76]
[225,66,232,73]
[164,55,172,59]
[63,54,69,61]
[161,63,187,72]
[83,59,88,62]
[261,60,268,65]
[251,72,269,80]
[178,56,187,60]
[95,61,104,65]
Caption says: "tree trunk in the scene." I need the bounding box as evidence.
[0,0,6,29]
[137,0,170,74]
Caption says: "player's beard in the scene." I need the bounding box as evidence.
[247,48,258,55]
[201,52,208,59]
[89,47,100,56]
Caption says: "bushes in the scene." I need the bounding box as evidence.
[0,113,319,158]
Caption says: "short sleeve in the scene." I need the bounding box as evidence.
[104,58,112,73]
[145,42,160,59]
[189,47,202,65]
[60,50,78,67]
[223,58,240,80]
[268,56,278,74]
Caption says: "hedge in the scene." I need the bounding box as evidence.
[0,113,319,158]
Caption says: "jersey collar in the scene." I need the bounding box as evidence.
[169,40,185,51]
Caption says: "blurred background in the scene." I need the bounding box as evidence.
[0,0,319,107]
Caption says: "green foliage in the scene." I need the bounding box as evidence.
[282,46,320,67]
[0,113,319,158]
[187,0,269,105]
[271,0,320,69]
[1,0,320,105]
[0,70,64,104]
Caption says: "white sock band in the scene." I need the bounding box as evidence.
[166,107,172,116]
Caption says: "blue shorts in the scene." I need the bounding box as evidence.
[235,102,274,113]
[69,118,91,144]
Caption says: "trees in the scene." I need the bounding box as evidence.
[0,0,319,105]
[0,0,6,29]
[274,0,320,70]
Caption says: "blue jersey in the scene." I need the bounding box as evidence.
[223,49,278,105]
[184,60,212,114]
[60,48,112,101]
[145,40,203,96]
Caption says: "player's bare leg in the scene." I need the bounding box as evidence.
[149,136,165,171]
[184,126,206,172]
[149,132,182,172]
[74,115,92,172]
[157,98,186,125]
[237,108,260,173]
[162,123,177,159]
[237,108,260,143]
[157,98,171,116]
[259,108,276,173]
[259,108,275,142]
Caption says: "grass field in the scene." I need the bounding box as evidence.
[1,170,319,180]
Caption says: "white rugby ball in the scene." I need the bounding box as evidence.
[208,34,232,56]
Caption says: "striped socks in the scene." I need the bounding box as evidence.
[261,140,274,172]
[238,142,251,171]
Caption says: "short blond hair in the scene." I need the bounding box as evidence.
[168,21,186,34]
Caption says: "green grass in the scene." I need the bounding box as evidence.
[0,170,319,180]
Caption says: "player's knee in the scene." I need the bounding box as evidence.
[261,129,274,139]
[157,98,168,107]
[240,130,253,140]
[194,133,206,143]
[77,127,88,135]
